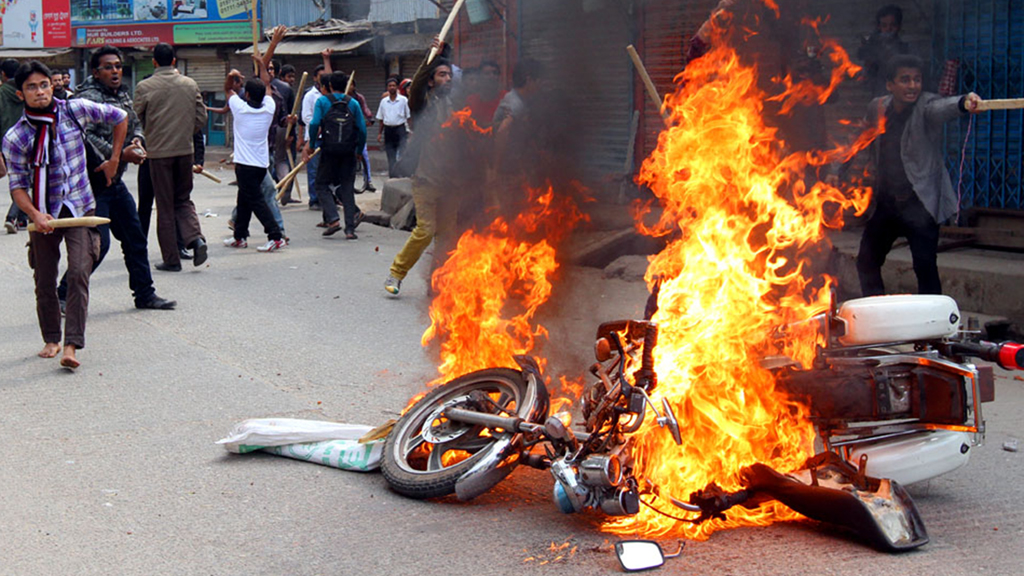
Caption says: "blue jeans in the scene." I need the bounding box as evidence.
[58,180,156,306]
[231,172,285,234]
[306,150,320,206]
[359,144,372,186]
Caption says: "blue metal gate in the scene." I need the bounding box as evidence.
[936,0,1024,212]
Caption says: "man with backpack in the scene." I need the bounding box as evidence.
[302,71,366,240]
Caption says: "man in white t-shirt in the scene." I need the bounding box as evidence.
[300,59,330,211]
[223,57,286,252]
[375,76,411,177]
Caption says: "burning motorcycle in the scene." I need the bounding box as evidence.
[381,294,1023,551]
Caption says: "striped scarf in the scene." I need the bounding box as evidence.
[24,103,58,215]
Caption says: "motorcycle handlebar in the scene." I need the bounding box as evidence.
[949,340,1024,371]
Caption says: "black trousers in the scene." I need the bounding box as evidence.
[138,159,187,252]
[383,125,407,178]
[315,150,359,233]
[59,180,156,306]
[234,164,282,242]
[857,193,941,297]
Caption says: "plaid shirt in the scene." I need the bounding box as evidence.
[2,98,127,218]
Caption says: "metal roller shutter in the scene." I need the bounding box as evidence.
[520,0,634,176]
[639,0,715,160]
[340,55,387,122]
[182,56,228,92]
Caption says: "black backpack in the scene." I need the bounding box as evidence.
[319,95,358,155]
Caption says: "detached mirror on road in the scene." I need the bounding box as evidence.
[615,540,683,572]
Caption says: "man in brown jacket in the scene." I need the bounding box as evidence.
[134,42,208,271]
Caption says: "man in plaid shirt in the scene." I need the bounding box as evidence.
[3,61,128,370]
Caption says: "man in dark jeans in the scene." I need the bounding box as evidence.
[848,54,983,296]
[57,45,175,311]
[303,71,366,240]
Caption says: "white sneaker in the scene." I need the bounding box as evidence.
[257,239,286,252]
[224,238,247,248]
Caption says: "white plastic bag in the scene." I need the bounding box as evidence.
[216,418,373,454]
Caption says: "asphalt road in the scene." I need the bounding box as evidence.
[1,166,1022,576]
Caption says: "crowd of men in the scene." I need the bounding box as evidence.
[1,4,991,372]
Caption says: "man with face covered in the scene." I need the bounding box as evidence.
[55,45,175,311]
[383,41,457,296]
[857,4,911,97]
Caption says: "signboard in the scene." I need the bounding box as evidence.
[0,0,72,48]
[71,0,259,47]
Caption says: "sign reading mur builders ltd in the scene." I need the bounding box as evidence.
[71,0,259,47]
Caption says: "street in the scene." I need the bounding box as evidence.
[1,163,1022,576]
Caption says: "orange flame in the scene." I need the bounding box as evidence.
[421,185,588,387]
[608,14,873,538]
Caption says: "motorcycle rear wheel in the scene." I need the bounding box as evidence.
[382,368,531,500]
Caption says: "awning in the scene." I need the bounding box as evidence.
[0,48,73,58]
[237,36,372,56]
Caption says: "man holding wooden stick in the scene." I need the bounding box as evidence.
[383,40,456,296]
[134,42,208,272]
[3,61,128,370]
[836,54,983,297]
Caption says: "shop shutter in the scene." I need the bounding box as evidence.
[182,56,227,92]
[639,0,714,160]
[344,55,388,124]
[520,0,634,176]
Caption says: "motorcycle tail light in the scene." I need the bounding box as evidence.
[998,342,1024,371]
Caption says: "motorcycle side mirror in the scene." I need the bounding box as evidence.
[615,540,683,572]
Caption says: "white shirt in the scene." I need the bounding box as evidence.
[301,87,321,142]
[376,94,411,127]
[229,93,276,168]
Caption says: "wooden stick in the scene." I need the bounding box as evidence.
[284,71,308,143]
[27,216,110,232]
[197,169,222,183]
[976,98,1024,111]
[275,148,320,195]
[251,0,259,75]
[344,70,355,96]
[626,45,670,126]
[428,0,467,64]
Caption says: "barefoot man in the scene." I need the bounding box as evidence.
[3,61,128,369]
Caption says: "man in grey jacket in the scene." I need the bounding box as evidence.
[134,42,208,272]
[854,54,981,297]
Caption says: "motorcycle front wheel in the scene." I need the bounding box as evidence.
[382,368,532,499]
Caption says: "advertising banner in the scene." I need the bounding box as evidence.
[0,0,72,48]
[71,0,259,47]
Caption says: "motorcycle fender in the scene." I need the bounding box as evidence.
[454,436,521,501]
[514,355,551,424]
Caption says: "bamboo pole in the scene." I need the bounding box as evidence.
[428,0,467,64]
[344,70,355,96]
[27,216,110,233]
[626,45,670,127]
[284,72,308,144]
[251,0,259,75]
[976,98,1024,111]
[283,72,309,199]
[275,148,320,198]
[197,169,222,184]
